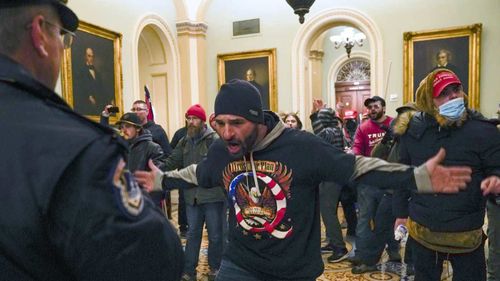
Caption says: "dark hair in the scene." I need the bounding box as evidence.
[282,112,303,130]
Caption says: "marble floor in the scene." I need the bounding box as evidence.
[167,191,457,281]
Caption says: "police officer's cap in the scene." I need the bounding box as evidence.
[0,0,79,32]
[116,113,142,128]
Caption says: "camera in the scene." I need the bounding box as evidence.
[108,106,119,113]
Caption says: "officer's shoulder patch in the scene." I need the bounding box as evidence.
[112,158,144,218]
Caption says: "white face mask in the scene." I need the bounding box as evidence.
[438,97,465,121]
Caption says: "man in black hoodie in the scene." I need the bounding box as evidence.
[136,79,473,281]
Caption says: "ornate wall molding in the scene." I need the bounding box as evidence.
[309,50,325,61]
[176,21,208,36]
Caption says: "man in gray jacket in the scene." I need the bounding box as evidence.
[161,104,225,281]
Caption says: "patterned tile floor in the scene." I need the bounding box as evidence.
[168,192,458,281]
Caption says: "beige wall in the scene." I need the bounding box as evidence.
[204,0,500,118]
[61,0,500,128]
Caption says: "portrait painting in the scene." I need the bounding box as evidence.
[403,24,481,109]
[217,49,277,111]
[61,21,123,122]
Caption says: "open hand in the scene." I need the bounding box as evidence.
[425,148,472,193]
[134,160,161,192]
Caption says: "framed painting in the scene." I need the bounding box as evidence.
[217,48,277,111]
[403,23,481,109]
[61,21,123,122]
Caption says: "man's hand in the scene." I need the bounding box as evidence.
[311,99,325,114]
[481,175,500,195]
[101,104,113,116]
[425,148,472,193]
[394,218,407,231]
[134,160,162,192]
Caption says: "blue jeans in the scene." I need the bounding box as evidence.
[216,259,261,281]
[184,201,225,276]
[487,201,500,281]
[319,181,345,249]
[216,259,316,281]
[355,184,398,265]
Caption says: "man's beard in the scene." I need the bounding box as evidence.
[369,110,384,121]
[187,124,202,137]
[227,126,259,159]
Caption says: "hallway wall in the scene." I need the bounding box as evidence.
[204,0,499,118]
[64,0,178,124]
[59,0,500,127]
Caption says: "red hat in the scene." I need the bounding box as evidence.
[433,71,462,98]
[343,110,358,120]
[186,104,206,122]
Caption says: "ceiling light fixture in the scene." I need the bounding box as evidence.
[330,27,366,58]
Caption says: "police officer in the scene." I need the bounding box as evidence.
[0,1,182,280]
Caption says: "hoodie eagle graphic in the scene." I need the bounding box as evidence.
[223,160,293,239]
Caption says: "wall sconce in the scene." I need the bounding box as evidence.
[286,0,315,24]
[329,27,366,58]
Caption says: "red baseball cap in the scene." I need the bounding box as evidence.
[343,110,358,120]
[433,71,462,98]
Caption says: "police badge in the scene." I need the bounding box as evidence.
[112,158,144,217]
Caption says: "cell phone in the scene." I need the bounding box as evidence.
[108,106,119,113]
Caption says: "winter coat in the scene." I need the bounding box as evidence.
[162,127,225,205]
[127,129,165,173]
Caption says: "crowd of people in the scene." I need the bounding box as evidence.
[1,1,499,281]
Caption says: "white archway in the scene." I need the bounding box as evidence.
[291,8,383,123]
[132,14,183,135]
[327,50,371,105]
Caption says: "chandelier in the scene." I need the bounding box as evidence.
[286,0,315,24]
[329,27,366,58]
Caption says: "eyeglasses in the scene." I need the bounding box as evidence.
[26,19,75,49]
[131,107,147,112]
[43,20,75,49]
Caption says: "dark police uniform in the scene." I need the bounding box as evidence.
[0,54,183,280]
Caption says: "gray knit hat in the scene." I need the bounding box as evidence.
[214,79,264,124]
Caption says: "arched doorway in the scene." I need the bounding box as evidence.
[291,8,383,124]
[334,58,371,118]
[133,15,182,136]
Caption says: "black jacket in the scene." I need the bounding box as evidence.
[144,121,173,156]
[128,129,165,172]
[0,54,182,281]
[396,111,500,232]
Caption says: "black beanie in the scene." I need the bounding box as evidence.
[215,79,264,123]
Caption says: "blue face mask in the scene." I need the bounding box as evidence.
[438,97,465,121]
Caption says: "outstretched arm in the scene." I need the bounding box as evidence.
[422,148,471,193]
[134,160,198,192]
[352,148,471,193]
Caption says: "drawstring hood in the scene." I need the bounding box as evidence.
[241,111,286,199]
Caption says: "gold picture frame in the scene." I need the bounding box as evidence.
[403,23,481,109]
[61,21,123,122]
[217,48,277,111]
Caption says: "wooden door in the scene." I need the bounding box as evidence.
[335,81,371,118]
